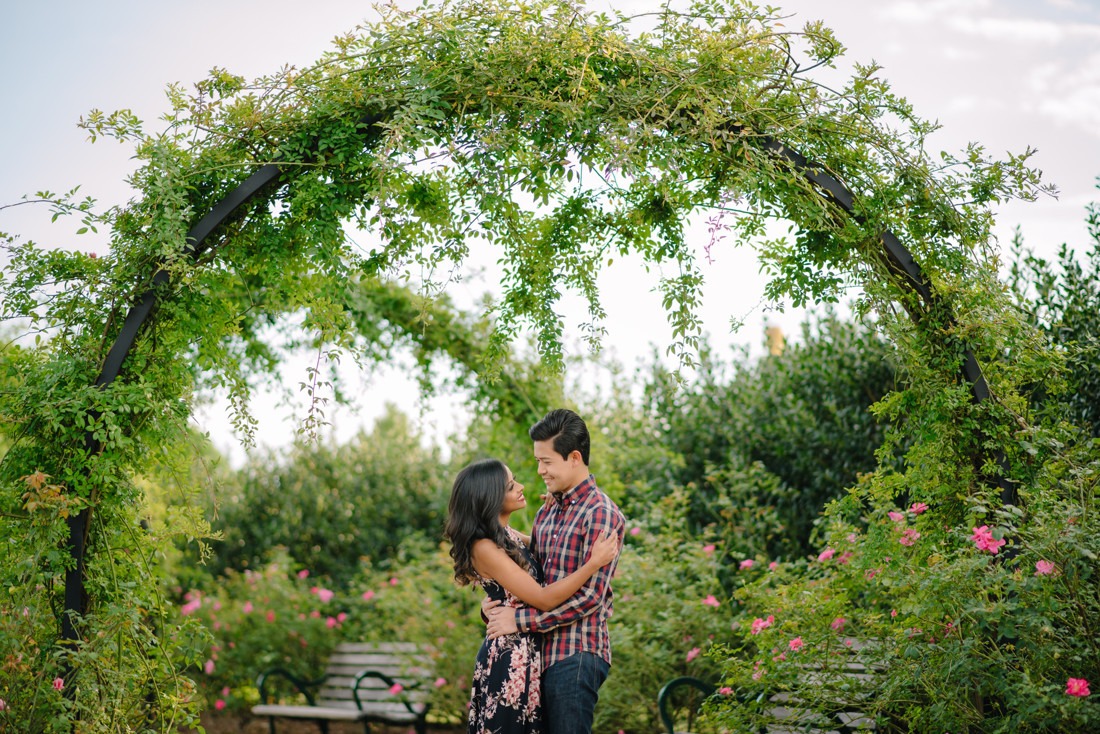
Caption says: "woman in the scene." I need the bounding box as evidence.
[444,458,618,734]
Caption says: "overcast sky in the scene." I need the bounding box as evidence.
[2,0,1098,462]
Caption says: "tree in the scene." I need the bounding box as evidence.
[606,312,898,560]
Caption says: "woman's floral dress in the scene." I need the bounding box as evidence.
[469,528,543,734]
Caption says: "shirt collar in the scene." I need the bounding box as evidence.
[551,474,596,507]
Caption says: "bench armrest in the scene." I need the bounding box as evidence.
[256,667,327,706]
[352,670,431,716]
[657,676,716,734]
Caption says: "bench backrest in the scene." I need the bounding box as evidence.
[317,641,432,710]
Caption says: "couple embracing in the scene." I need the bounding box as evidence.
[445,409,625,734]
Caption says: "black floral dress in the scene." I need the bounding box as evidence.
[469,528,544,734]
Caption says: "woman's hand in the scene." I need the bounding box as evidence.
[588,530,620,568]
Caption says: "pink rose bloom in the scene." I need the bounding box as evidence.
[214,699,226,711]
[718,686,733,695]
[52,677,64,691]
[739,559,754,570]
[266,611,276,623]
[337,612,348,622]
[831,617,847,631]
[891,609,898,618]
[310,610,321,618]
[910,502,929,514]
[768,561,779,571]
[751,615,774,635]
[389,577,399,586]
[1034,560,1056,576]
[847,533,858,543]
[297,569,309,579]
[326,616,338,628]
[686,647,701,662]
[971,526,1006,554]
[434,677,447,688]
[899,528,921,547]
[837,551,853,565]
[629,527,641,536]
[703,544,715,555]
[242,601,253,613]
[180,598,202,616]
[788,637,804,652]
[222,687,231,696]
[362,590,375,601]
[703,595,720,607]
[817,548,835,562]
[1066,678,1090,697]
[204,659,215,675]
[316,588,335,603]
[389,683,404,695]
[888,511,905,523]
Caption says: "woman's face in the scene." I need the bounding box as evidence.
[499,467,527,515]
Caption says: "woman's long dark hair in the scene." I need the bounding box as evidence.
[444,458,528,586]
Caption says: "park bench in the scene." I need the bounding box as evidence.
[658,665,878,733]
[253,641,432,734]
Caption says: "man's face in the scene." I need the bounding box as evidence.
[533,439,581,495]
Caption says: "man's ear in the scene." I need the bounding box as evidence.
[569,450,582,465]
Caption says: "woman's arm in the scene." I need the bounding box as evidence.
[471,531,618,612]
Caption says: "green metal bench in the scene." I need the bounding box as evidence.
[253,641,431,734]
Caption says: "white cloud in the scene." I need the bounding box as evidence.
[948,15,1100,43]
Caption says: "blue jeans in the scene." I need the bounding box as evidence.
[542,652,610,734]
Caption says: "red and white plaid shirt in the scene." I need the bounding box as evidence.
[514,475,625,668]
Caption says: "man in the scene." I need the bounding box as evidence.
[485,408,625,734]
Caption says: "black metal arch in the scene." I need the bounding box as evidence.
[62,112,1015,645]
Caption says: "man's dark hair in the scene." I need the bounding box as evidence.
[530,408,591,465]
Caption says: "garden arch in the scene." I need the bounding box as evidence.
[64,0,1027,644]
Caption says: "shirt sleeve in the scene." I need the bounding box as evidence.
[515,502,624,633]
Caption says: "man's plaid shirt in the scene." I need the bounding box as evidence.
[514,474,625,668]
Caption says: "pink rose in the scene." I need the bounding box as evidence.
[1066,678,1090,697]
[718,686,733,695]
[703,544,715,555]
[899,528,921,547]
[204,659,215,675]
[52,677,65,691]
[703,595,720,607]
[629,527,641,536]
[909,502,929,514]
[434,677,447,688]
[316,588,334,603]
[266,611,276,623]
[686,647,701,662]
[362,590,375,601]
[214,699,226,711]
[297,569,309,579]
[831,617,847,631]
[817,548,835,562]
[751,615,774,635]
[788,637,804,652]
[971,526,1006,554]
[242,601,253,613]
[326,616,338,628]
[888,511,905,523]
[389,683,404,695]
[1034,560,1056,576]
[768,561,778,571]
[739,559,754,570]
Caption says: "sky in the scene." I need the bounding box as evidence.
[2,0,1099,464]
